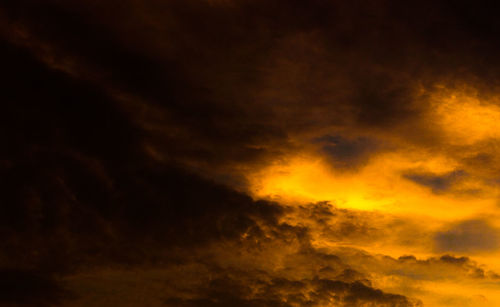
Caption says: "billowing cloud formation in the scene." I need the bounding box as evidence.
[2,0,500,306]
[166,278,418,307]
[435,220,500,253]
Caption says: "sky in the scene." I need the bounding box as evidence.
[2,1,500,306]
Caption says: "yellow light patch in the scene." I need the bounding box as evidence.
[248,150,495,219]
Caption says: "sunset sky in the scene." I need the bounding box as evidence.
[2,1,500,306]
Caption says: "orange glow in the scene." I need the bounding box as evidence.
[248,151,496,219]
[241,89,500,306]
[432,90,500,144]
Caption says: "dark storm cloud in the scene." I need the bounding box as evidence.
[314,135,381,170]
[434,219,500,253]
[157,244,500,307]
[0,23,289,271]
[164,272,420,307]
[402,169,467,193]
[5,0,500,175]
[1,0,290,179]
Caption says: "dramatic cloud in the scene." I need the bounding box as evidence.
[403,170,467,194]
[435,220,500,253]
[165,274,420,307]
[314,135,382,171]
[3,0,500,306]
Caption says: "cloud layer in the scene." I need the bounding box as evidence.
[2,1,500,306]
